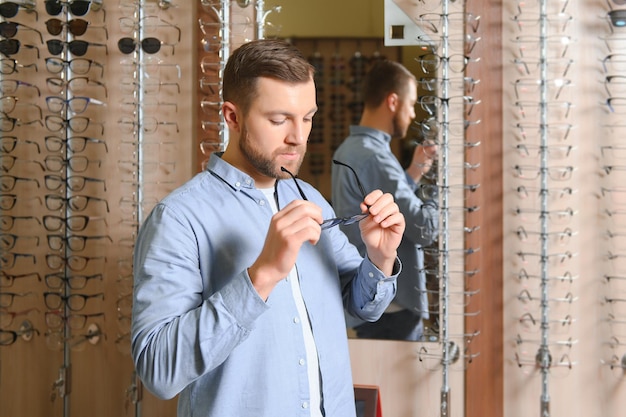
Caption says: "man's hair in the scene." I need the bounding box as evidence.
[362,60,416,109]
[223,39,315,113]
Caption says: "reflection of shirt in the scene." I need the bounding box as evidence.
[132,152,400,417]
[332,125,439,318]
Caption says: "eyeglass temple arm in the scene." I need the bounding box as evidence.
[332,159,367,199]
[280,166,308,201]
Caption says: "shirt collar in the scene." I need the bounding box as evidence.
[349,125,392,145]
[206,153,257,192]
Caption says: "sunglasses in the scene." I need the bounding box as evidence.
[44,0,103,17]
[46,39,107,56]
[0,22,43,43]
[45,18,104,37]
[280,160,369,230]
[117,37,175,55]
[0,2,38,19]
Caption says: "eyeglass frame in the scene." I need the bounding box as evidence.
[279,160,370,230]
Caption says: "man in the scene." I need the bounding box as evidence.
[331,59,439,341]
[131,39,406,417]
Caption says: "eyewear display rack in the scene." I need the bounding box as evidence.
[394,0,484,415]
[506,0,580,416]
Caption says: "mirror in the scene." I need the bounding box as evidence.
[262,1,443,342]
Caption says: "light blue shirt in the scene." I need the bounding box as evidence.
[332,126,439,319]
[132,153,400,417]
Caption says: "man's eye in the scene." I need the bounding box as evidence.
[270,119,286,125]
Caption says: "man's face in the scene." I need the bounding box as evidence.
[238,76,317,184]
[392,79,418,138]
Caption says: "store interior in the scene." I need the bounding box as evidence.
[1,0,626,416]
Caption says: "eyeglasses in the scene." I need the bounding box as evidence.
[118,115,179,134]
[46,39,107,57]
[513,57,573,77]
[120,77,180,95]
[44,174,106,192]
[0,2,38,19]
[44,154,101,173]
[0,271,41,287]
[118,15,181,42]
[117,37,176,55]
[45,272,103,290]
[0,79,40,96]
[0,96,43,119]
[0,136,40,153]
[0,291,35,307]
[45,254,107,272]
[45,57,104,77]
[43,214,106,232]
[0,233,39,251]
[45,96,106,114]
[0,39,40,59]
[0,325,39,346]
[0,21,43,43]
[44,291,104,311]
[418,12,481,34]
[45,18,108,38]
[0,307,39,327]
[44,0,104,18]
[46,234,112,251]
[513,78,572,101]
[280,160,370,229]
[0,195,43,211]
[0,155,45,172]
[511,11,573,32]
[45,310,104,330]
[513,35,573,59]
[0,58,37,75]
[419,95,480,117]
[45,115,104,134]
[0,174,40,191]
[416,53,480,73]
[45,194,110,212]
[0,215,41,231]
[416,34,482,56]
[46,77,108,97]
[45,135,108,153]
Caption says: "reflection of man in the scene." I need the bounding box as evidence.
[331,60,439,341]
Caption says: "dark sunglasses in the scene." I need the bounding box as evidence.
[0,22,43,43]
[280,160,369,230]
[44,0,97,17]
[46,39,107,57]
[0,2,38,19]
[117,37,174,55]
[0,39,39,58]
[45,18,88,36]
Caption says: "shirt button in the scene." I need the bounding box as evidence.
[302,402,309,409]
[245,179,251,185]
[299,358,305,365]
[293,317,300,324]
[259,200,266,206]
[235,181,241,187]
[368,272,374,278]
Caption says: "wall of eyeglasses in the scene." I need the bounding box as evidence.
[0,0,199,416]
[503,0,626,416]
[405,1,483,416]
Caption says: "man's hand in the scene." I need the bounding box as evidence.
[411,141,438,177]
[248,200,322,300]
[358,190,405,275]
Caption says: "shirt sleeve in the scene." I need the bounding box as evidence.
[364,153,439,247]
[131,203,268,399]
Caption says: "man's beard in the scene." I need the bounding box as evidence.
[392,112,407,138]
[239,123,304,179]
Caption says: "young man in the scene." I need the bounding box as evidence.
[131,39,405,417]
[331,60,439,341]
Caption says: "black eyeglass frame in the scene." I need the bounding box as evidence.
[280,160,370,230]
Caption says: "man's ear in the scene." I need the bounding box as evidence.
[222,101,241,133]
[386,92,399,112]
